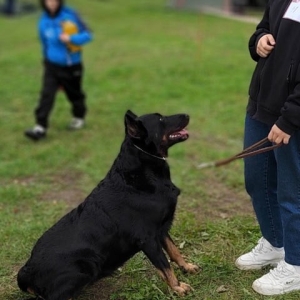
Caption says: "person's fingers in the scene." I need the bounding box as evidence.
[268,131,274,142]
[274,136,282,144]
[269,133,289,145]
[264,44,274,52]
[283,136,290,144]
[257,50,268,57]
[267,34,276,46]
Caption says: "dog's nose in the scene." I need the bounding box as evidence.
[183,114,190,122]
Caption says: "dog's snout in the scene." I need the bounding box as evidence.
[181,114,190,126]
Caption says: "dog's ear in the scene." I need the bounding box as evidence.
[125,110,146,139]
[125,110,137,119]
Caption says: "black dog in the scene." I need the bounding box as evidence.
[17,110,199,300]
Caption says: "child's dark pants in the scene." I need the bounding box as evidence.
[35,60,86,128]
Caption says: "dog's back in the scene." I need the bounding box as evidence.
[18,110,197,300]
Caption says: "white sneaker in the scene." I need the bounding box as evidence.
[69,118,84,130]
[252,260,300,295]
[235,237,284,270]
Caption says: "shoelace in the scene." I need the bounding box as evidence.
[251,238,269,255]
[269,261,293,279]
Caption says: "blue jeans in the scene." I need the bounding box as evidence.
[244,113,300,265]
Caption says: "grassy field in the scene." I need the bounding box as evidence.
[0,1,298,299]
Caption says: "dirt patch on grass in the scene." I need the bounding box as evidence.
[202,179,251,220]
[180,171,254,222]
[40,171,86,208]
[78,276,126,300]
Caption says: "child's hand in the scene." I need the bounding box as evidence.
[60,33,71,43]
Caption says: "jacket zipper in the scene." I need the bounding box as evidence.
[287,62,293,94]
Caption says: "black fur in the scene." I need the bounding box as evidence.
[18,110,193,300]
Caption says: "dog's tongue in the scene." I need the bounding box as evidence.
[179,129,189,134]
[179,129,188,135]
[169,128,189,140]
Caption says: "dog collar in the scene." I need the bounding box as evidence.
[133,144,166,161]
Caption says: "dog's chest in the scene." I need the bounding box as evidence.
[123,167,180,197]
[154,180,180,213]
[161,180,180,198]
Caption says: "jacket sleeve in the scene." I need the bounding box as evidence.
[38,20,47,58]
[69,11,92,46]
[248,2,271,62]
[70,31,92,45]
[276,76,300,135]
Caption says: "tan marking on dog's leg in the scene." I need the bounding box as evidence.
[164,236,200,273]
[27,287,35,295]
[157,268,192,296]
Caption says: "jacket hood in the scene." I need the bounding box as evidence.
[40,0,64,17]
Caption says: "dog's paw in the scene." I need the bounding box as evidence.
[172,281,193,296]
[181,263,201,274]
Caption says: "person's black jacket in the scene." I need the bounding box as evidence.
[247,0,300,135]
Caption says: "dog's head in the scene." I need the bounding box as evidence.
[125,110,189,158]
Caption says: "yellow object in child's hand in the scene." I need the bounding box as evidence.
[61,20,82,52]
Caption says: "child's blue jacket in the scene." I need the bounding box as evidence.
[38,6,92,66]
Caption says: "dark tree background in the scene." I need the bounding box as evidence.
[248,0,267,7]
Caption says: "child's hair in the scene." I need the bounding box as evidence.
[40,0,64,16]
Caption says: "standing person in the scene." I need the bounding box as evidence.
[2,0,16,15]
[235,0,300,296]
[25,0,92,141]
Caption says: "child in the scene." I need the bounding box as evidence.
[25,0,92,141]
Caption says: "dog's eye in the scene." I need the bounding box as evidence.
[159,117,163,122]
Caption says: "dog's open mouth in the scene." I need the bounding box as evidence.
[169,128,189,141]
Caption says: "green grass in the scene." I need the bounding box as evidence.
[0,1,298,299]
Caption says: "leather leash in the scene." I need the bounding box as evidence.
[197,137,282,169]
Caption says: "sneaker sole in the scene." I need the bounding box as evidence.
[252,281,300,296]
[68,124,84,130]
[69,127,84,130]
[24,132,46,141]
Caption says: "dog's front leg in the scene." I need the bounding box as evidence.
[142,241,192,296]
[163,234,200,274]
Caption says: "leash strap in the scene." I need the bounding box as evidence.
[197,137,282,169]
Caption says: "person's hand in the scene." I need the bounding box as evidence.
[268,124,290,144]
[59,33,71,43]
[256,34,275,58]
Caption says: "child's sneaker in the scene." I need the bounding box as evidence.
[24,125,46,141]
[235,237,284,270]
[252,260,300,295]
[69,118,84,130]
